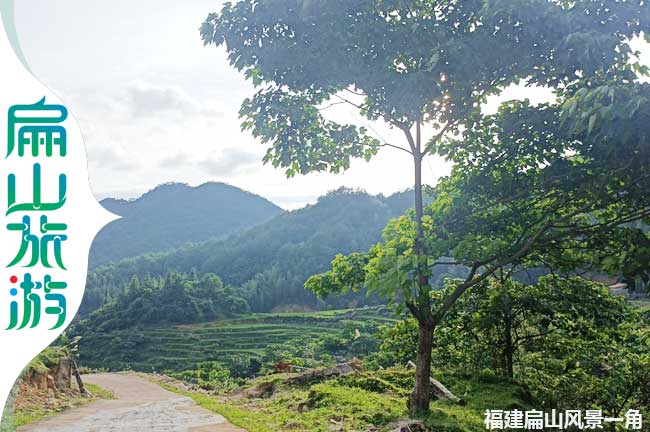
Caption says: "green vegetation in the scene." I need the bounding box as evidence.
[82,189,419,315]
[75,308,394,373]
[369,278,650,417]
[12,405,60,428]
[78,273,250,331]
[148,281,648,430]
[633,299,650,313]
[27,346,70,375]
[202,0,650,415]
[90,182,282,269]
[85,383,114,401]
[159,368,531,432]
[42,1,650,429]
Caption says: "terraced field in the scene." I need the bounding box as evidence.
[77,308,394,372]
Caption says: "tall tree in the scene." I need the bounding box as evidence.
[201,0,649,414]
[307,76,650,412]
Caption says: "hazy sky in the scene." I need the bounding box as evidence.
[12,1,647,209]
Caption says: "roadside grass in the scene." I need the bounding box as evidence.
[422,372,533,431]
[160,381,405,432]
[157,368,532,432]
[159,383,278,432]
[12,406,54,429]
[86,383,114,400]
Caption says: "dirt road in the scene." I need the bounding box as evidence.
[17,373,246,432]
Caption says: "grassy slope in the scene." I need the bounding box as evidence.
[78,309,394,372]
[157,368,532,432]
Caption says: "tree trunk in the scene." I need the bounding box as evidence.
[70,357,91,397]
[410,319,435,415]
[504,317,514,379]
[413,122,425,257]
[408,121,435,416]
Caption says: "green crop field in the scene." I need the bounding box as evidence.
[77,307,394,372]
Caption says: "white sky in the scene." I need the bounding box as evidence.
[12,1,648,209]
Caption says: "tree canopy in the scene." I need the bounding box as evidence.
[202,0,649,172]
[202,0,650,414]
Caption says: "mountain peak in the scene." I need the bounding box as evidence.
[90,182,283,268]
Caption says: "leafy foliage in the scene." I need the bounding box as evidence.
[202,0,650,414]
[78,272,249,332]
[372,276,650,416]
[308,78,650,333]
[434,276,633,376]
[202,0,648,163]
[171,361,237,392]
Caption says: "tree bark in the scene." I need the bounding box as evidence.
[409,319,435,415]
[409,121,436,415]
[401,121,436,416]
[413,121,425,260]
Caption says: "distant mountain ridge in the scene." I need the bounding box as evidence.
[82,188,417,314]
[89,182,283,268]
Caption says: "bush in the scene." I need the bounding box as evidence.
[171,361,236,392]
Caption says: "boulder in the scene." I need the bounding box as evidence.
[405,361,464,404]
[46,375,57,391]
[284,359,364,386]
[243,381,276,399]
[386,420,430,432]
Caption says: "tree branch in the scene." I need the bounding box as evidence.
[423,119,456,157]
[399,124,418,154]
[376,142,414,155]
[433,218,555,324]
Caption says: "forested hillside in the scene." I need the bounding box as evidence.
[89,182,282,268]
[81,188,437,314]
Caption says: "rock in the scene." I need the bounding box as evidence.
[405,361,464,404]
[243,381,276,399]
[46,375,57,391]
[284,359,364,386]
[386,420,430,432]
[21,369,45,390]
[430,377,464,405]
[328,419,344,431]
[283,420,305,429]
